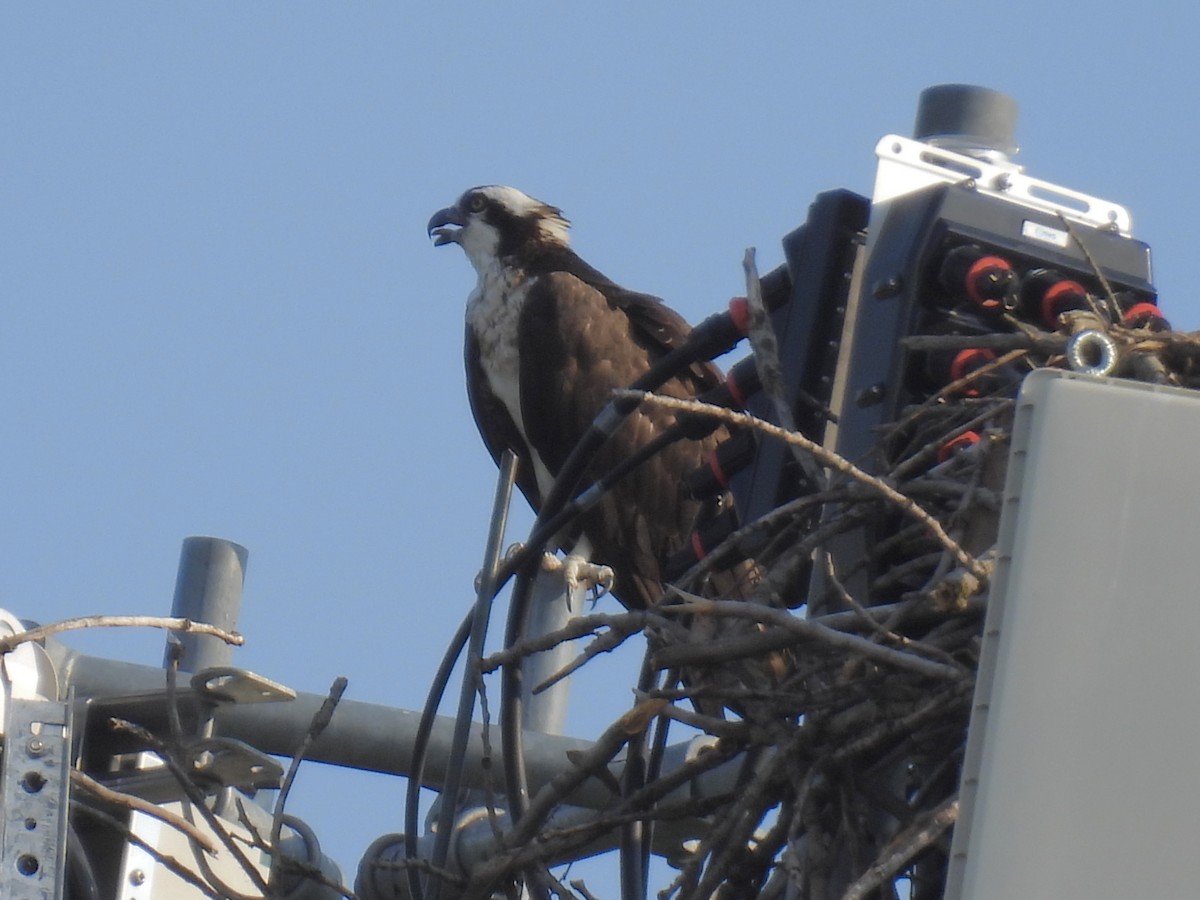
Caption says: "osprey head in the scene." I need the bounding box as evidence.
[427,186,571,271]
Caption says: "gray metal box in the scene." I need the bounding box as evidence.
[946,368,1200,897]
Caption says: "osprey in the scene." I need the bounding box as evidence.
[427,185,743,610]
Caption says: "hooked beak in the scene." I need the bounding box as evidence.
[427,205,464,246]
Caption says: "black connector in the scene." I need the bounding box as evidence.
[936,244,1018,315]
[685,431,757,500]
[663,508,741,582]
[1019,268,1092,328]
[1120,296,1170,331]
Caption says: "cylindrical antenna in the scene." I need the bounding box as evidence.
[166,536,249,672]
[914,83,1019,162]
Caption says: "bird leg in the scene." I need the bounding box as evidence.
[473,542,614,599]
[541,551,614,599]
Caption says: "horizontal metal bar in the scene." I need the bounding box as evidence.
[48,643,747,814]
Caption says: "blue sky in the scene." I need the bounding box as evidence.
[4,2,1198,891]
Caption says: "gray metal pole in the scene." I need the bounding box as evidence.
[49,646,748,816]
[165,536,249,672]
[520,570,584,736]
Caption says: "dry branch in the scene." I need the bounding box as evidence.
[0,614,244,654]
[616,390,989,581]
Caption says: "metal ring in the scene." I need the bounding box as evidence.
[1065,329,1118,377]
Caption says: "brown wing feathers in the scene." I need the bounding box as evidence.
[518,271,730,609]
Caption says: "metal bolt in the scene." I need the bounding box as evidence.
[856,383,887,407]
[872,275,904,300]
[129,869,146,886]
[25,738,46,758]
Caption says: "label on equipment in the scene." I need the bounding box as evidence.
[1021,220,1070,248]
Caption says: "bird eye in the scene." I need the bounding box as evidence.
[468,194,487,213]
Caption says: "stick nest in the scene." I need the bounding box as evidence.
[474,308,1199,900]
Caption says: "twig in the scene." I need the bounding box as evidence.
[271,851,359,900]
[473,657,506,843]
[822,554,967,673]
[0,614,244,654]
[472,778,738,895]
[109,718,271,895]
[618,390,989,582]
[744,247,797,437]
[70,769,218,854]
[269,676,348,893]
[744,247,829,497]
[71,802,224,899]
[463,700,665,898]
[838,796,959,900]
[537,633,636,695]
[901,348,1027,424]
[479,611,650,674]
[539,868,581,899]
[633,689,747,739]
[888,401,1013,483]
[659,597,966,682]
[831,684,971,763]
[678,731,803,899]
[1056,212,1120,319]
[651,625,799,670]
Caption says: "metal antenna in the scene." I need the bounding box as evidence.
[914,83,1019,162]
[165,536,249,673]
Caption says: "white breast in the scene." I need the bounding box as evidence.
[467,265,558,499]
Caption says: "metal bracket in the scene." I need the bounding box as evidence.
[872,134,1133,234]
[0,697,72,900]
[191,666,297,705]
[186,736,284,790]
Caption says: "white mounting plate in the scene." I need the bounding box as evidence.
[871,135,1133,236]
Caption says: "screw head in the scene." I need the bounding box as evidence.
[856,383,887,407]
[25,738,46,758]
[872,275,904,300]
[129,868,147,886]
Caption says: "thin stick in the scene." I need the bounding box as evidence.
[71,802,224,900]
[0,615,243,654]
[839,796,959,900]
[70,769,218,854]
[109,718,271,895]
[479,610,649,674]
[660,596,965,681]
[822,553,966,672]
[269,676,348,892]
[744,247,798,437]
[891,348,1026,429]
[1056,212,1121,319]
[618,390,989,581]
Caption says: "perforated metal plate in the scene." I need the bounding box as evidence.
[0,698,71,900]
